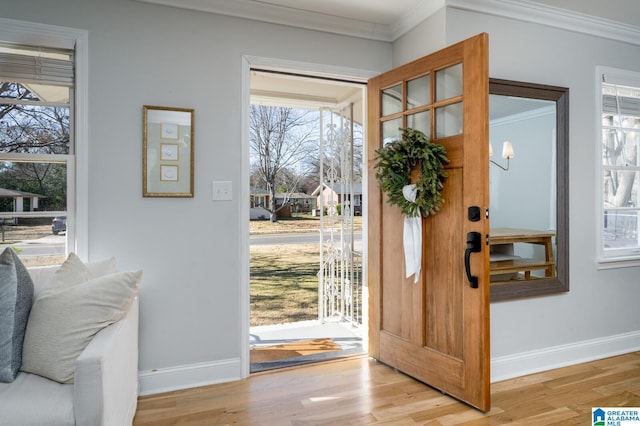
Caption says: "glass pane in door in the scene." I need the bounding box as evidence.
[435,102,463,138]
[407,75,430,109]
[436,63,462,101]
[382,118,402,145]
[382,84,403,116]
[407,111,430,135]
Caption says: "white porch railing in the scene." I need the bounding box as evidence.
[317,103,363,327]
[318,247,362,326]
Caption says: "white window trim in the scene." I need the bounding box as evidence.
[0,17,88,259]
[595,65,640,269]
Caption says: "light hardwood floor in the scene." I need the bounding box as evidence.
[134,352,640,425]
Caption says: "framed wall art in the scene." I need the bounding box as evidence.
[143,105,194,197]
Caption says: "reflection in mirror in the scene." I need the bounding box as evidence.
[490,96,556,279]
[488,79,569,301]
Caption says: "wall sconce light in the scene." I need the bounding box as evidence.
[490,141,515,171]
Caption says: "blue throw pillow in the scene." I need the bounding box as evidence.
[0,247,34,382]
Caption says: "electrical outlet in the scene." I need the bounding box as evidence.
[212,181,232,201]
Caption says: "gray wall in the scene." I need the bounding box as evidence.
[3,0,640,392]
[489,106,556,235]
[0,0,391,393]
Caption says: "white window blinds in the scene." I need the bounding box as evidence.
[602,72,640,118]
[0,43,74,87]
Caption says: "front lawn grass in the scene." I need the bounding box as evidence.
[249,214,361,234]
[250,243,319,326]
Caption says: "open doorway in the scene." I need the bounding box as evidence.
[248,69,367,373]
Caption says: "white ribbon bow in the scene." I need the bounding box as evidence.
[402,184,422,283]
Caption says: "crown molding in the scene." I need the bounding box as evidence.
[447,0,640,47]
[390,0,445,41]
[135,0,395,41]
[135,0,640,46]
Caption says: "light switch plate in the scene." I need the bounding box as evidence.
[212,181,232,201]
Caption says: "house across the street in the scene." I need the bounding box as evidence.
[250,187,315,217]
[312,182,362,215]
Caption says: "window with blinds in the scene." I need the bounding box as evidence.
[600,69,640,261]
[0,42,74,266]
[0,43,74,153]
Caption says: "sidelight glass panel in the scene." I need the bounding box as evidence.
[407,75,430,109]
[435,63,462,101]
[382,84,402,116]
[407,111,430,136]
[435,102,462,138]
[382,118,402,145]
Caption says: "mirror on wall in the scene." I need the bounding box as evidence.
[488,79,569,301]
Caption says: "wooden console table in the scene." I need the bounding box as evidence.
[490,228,556,280]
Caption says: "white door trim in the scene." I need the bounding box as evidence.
[240,55,377,378]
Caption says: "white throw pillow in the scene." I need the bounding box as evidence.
[39,253,92,298]
[21,270,142,383]
[86,256,117,278]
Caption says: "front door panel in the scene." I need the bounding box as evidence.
[367,33,490,411]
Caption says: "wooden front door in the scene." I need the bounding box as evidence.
[367,33,491,411]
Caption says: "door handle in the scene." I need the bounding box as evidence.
[465,231,482,288]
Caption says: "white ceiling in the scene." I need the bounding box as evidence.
[255,0,428,26]
[250,71,363,109]
[138,0,640,42]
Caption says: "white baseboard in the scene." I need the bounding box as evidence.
[491,330,640,383]
[139,358,242,396]
[138,332,640,395]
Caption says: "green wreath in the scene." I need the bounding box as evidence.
[374,128,449,218]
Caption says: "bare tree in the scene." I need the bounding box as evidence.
[604,116,639,209]
[250,105,317,221]
[0,82,69,210]
[0,83,70,154]
[304,110,363,185]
